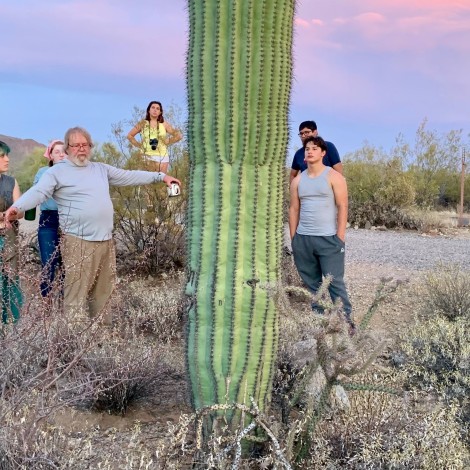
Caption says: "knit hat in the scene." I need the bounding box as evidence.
[43,140,63,160]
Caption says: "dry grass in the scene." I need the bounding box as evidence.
[403,208,470,231]
[2,247,469,468]
[0,266,186,469]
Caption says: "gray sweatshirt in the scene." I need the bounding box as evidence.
[14,159,165,241]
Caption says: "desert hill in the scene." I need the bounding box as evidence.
[0,134,46,170]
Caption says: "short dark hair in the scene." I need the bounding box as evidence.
[303,135,327,152]
[0,141,11,156]
[298,120,317,132]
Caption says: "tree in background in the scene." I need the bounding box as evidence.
[184,0,294,434]
[407,119,464,207]
[13,148,45,193]
[345,143,416,227]
[99,104,187,276]
[344,118,469,227]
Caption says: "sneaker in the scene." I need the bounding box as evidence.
[311,303,325,315]
[347,321,357,337]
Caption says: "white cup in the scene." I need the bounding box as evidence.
[167,183,181,197]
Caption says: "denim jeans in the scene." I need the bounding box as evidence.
[38,210,62,297]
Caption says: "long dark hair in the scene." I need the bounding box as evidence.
[145,101,164,123]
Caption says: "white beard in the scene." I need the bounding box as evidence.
[67,155,90,167]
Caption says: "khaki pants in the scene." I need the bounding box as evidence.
[62,235,116,325]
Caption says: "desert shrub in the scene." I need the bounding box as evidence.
[0,413,75,469]
[397,313,470,445]
[117,273,186,343]
[348,200,421,229]
[58,275,186,414]
[0,260,187,467]
[95,105,188,277]
[64,338,179,414]
[307,387,469,469]
[345,157,416,228]
[421,265,470,321]
[400,207,456,232]
[399,316,469,402]
[110,150,189,276]
[0,406,157,469]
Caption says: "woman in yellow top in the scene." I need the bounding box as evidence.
[127,100,182,173]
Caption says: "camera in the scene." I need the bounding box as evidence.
[149,138,158,151]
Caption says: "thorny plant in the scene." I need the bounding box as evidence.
[157,398,292,469]
[156,277,408,468]
[275,276,406,461]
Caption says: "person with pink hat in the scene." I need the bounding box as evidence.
[33,140,65,297]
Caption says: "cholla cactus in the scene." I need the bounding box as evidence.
[185,0,295,425]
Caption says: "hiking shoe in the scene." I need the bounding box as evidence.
[348,321,357,337]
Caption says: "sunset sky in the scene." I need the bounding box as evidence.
[1,0,469,160]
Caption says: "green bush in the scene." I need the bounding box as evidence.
[346,157,416,227]
[400,316,469,401]
[95,142,189,276]
[11,148,46,192]
[397,312,470,445]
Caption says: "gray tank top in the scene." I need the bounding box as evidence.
[296,167,337,236]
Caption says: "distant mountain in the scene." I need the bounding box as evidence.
[0,134,46,170]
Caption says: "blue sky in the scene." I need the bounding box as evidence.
[1,0,469,159]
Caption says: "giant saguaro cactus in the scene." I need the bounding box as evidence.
[185,0,295,424]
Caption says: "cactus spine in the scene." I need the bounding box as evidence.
[185,0,295,422]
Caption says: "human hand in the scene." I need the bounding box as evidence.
[3,207,19,228]
[162,174,182,188]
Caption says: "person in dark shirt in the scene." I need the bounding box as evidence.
[0,140,23,323]
[289,120,343,184]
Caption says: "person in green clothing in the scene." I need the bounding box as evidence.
[0,140,23,323]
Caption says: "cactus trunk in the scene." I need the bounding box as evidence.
[185,0,295,423]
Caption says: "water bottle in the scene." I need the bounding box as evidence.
[24,207,37,221]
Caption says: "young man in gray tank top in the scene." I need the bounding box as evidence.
[289,136,355,334]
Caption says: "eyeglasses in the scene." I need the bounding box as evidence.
[298,130,313,137]
[68,143,90,149]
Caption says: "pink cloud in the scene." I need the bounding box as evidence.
[295,18,310,28]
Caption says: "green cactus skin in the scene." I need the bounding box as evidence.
[185,0,295,424]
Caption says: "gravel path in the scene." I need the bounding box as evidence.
[345,228,470,272]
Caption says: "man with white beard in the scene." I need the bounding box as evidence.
[4,126,181,324]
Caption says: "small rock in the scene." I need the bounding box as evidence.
[291,339,318,369]
[332,385,350,411]
[365,221,372,230]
